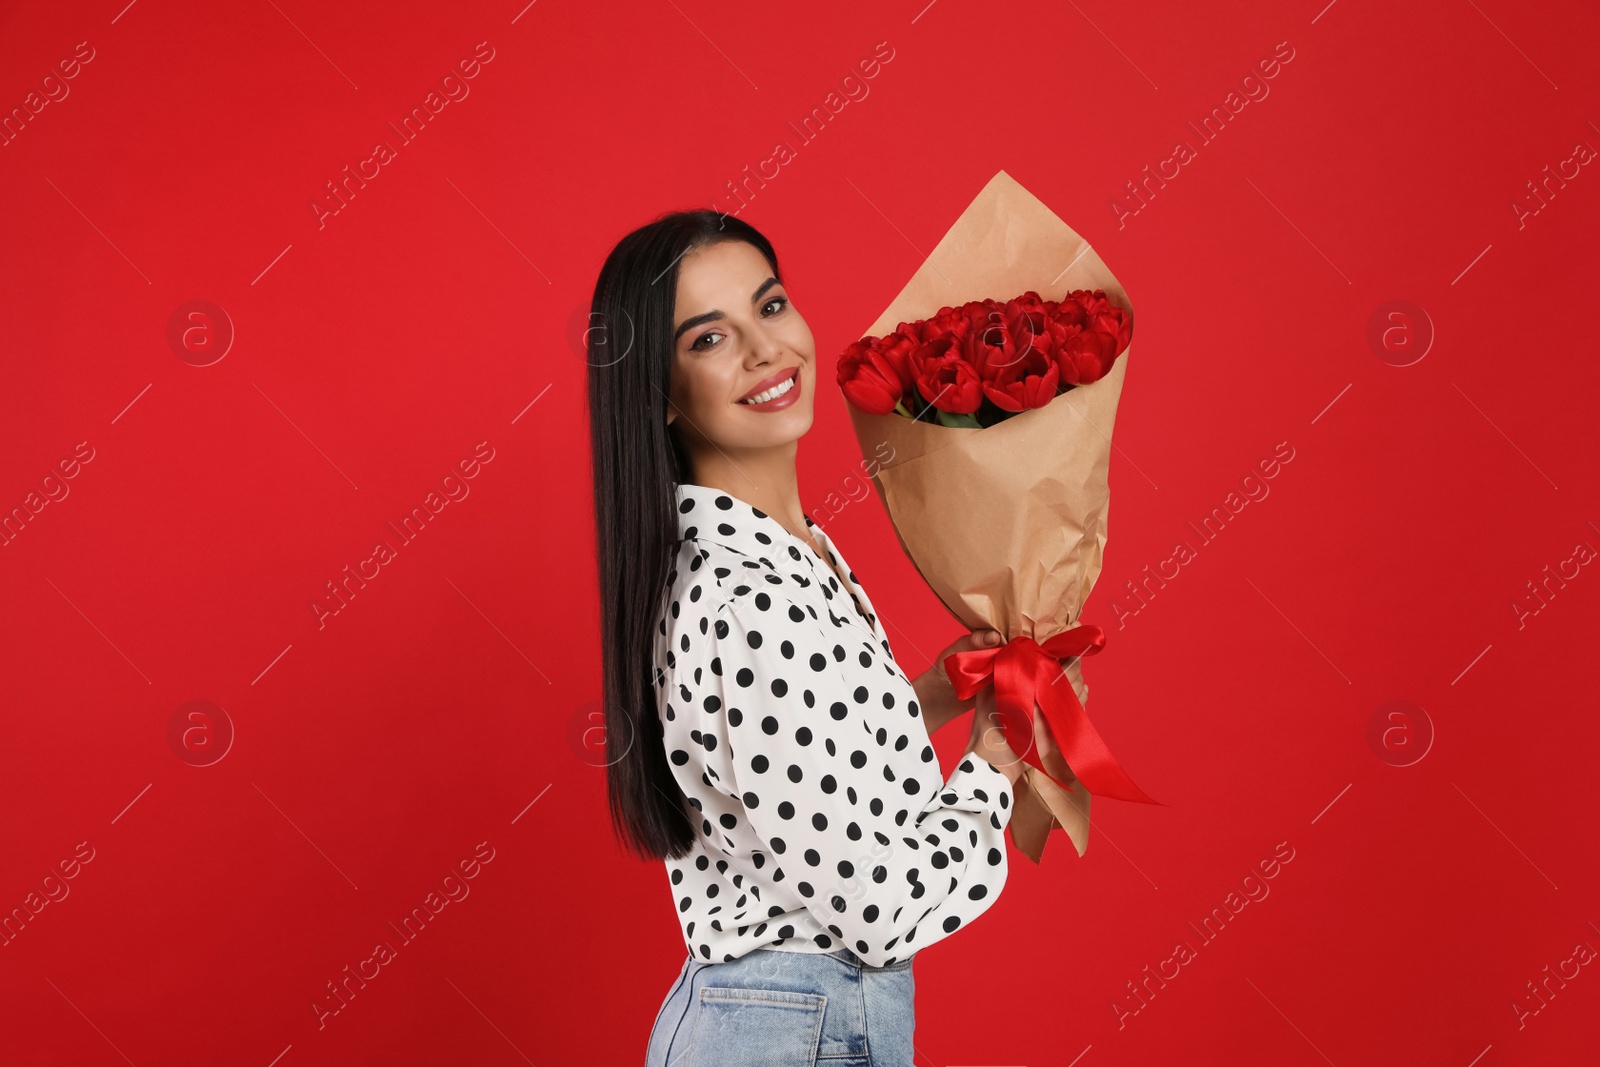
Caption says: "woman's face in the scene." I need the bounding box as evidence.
[666,239,815,461]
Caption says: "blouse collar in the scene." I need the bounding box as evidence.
[672,482,884,644]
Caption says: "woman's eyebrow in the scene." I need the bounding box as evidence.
[673,277,782,343]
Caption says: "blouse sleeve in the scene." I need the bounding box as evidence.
[680,583,1013,966]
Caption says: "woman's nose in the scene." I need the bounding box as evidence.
[747,332,784,365]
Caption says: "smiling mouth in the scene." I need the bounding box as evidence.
[737,368,800,405]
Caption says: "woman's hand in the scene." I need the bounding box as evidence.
[965,684,1027,787]
[911,629,1003,736]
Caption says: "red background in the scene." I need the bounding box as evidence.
[2,0,1597,1063]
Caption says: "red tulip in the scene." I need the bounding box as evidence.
[837,339,907,415]
[983,345,1060,412]
[910,336,983,414]
[1056,328,1119,385]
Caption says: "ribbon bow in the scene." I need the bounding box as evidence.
[943,624,1161,805]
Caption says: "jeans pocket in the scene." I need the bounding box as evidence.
[686,986,827,1067]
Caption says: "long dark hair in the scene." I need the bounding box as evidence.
[586,209,781,861]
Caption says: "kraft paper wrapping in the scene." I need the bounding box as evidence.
[845,169,1134,863]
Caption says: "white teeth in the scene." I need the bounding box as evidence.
[739,372,796,405]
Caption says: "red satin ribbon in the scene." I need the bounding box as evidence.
[944,624,1161,805]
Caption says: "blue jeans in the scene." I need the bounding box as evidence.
[645,945,916,1066]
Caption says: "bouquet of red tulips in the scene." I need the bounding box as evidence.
[836,171,1160,864]
[838,288,1132,429]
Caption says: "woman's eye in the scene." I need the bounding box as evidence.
[689,298,785,351]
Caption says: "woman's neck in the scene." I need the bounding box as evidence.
[687,446,809,544]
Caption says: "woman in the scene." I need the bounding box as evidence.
[585,208,1025,1066]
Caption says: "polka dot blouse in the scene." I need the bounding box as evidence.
[653,482,1013,967]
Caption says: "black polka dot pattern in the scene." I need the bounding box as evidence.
[654,482,1013,968]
